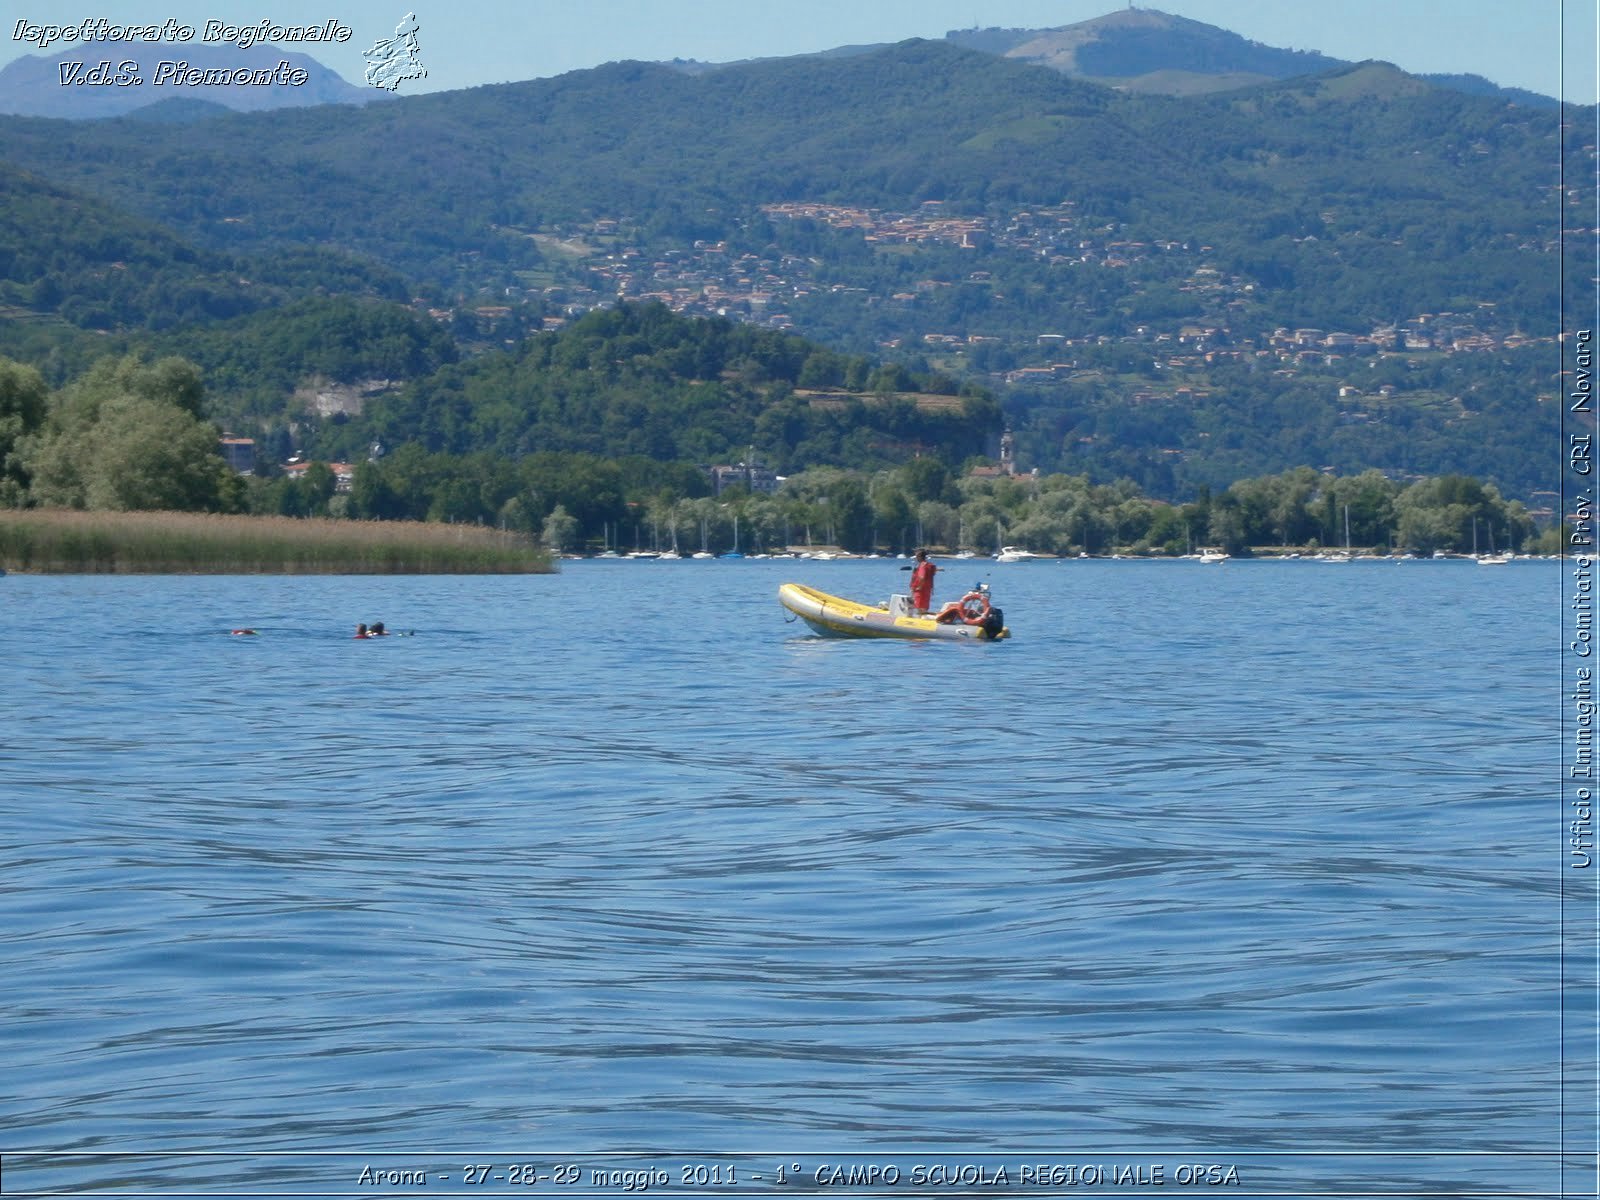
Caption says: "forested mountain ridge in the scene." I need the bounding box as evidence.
[0,39,1570,318]
[946,8,1556,104]
[0,34,1583,506]
[674,8,1553,105]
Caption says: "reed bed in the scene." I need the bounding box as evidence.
[0,509,554,574]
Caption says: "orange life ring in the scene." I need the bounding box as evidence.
[958,591,990,624]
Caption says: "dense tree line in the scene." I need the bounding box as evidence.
[322,303,1002,474]
[283,449,1546,560]
[153,296,460,423]
[0,350,1546,563]
[3,355,244,513]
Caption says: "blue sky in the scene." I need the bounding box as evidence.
[3,1,1595,100]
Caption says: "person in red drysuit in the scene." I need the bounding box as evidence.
[909,547,938,615]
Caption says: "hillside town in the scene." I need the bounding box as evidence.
[451,199,1551,385]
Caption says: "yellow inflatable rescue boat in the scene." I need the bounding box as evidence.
[778,582,1009,641]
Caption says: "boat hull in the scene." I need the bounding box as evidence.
[778,583,1008,641]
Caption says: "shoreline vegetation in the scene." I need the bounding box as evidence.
[0,509,554,574]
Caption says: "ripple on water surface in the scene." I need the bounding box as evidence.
[0,562,1562,1189]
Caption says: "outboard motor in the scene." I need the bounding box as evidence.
[980,605,1005,639]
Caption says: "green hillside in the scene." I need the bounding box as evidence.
[0,42,1570,323]
[325,302,1000,472]
[0,162,408,369]
[0,38,1582,505]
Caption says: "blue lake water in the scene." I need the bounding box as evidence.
[0,558,1579,1196]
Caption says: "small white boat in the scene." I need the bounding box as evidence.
[779,583,1009,641]
[995,545,1039,563]
[1197,548,1228,564]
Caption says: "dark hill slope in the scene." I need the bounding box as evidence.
[0,39,1569,326]
[0,163,405,337]
[0,42,1179,279]
[0,37,1582,383]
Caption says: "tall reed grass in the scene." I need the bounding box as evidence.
[0,509,554,573]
